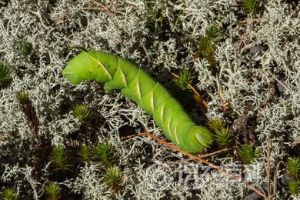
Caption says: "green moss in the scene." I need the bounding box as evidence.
[208,118,233,148]
[0,62,11,80]
[287,157,300,178]
[242,0,258,14]
[3,188,17,200]
[16,91,30,104]
[0,62,12,88]
[50,146,69,170]
[96,142,115,166]
[79,145,91,162]
[73,104,90,122]
[44,182,61,200]
[20,41,33,56]
[238,144,256,164]
[105,166,121,187]
[195,26,220,68]
[288,180,300,196]
[173,69,193,91]
[143,0,165,34]
[205,26,220,39]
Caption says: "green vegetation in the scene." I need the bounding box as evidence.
[20,41,33,56]
[50,146,69,171]
[16,91,30,104]
[96,142,115,166]
[242,0,258,14]
[173,69,193,91]
[3,188,17,200]
[208,118,233,148]
[44,182,61,200]
[143,0,165,34]
[73,104,90,122]
[238,144,256,164]
[288,180,300,196]
[105,166,121,187]
[286,157,300,196]
[0,62,11,88]
[287,157,300,178]
[196,26,220,68]
[79,145,91,162]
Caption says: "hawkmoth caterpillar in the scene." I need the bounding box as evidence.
[62,51,213,153]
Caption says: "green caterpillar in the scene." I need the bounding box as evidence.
[62,51,213,153]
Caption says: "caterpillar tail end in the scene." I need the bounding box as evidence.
[194,127,213,149]
[182,126,213,154]
[185,126,213,154]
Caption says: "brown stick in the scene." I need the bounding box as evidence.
[272,161,284,199]
[18,97,42,193]
[198,146,236,158]
[239,17,264,24]
[84,0,123,16]
[266,138,272,198]
[143,131,267,199]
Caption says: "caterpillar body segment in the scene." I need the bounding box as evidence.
[63,50,213,153]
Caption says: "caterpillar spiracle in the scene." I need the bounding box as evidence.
[62,51,213,153]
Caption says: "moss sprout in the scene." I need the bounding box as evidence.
[238,144,257,164]
[195,26,220,68]
[288,180,300,196]
[0,62,11,88]
[242,0,258,14]
[208,118,224,131]
[0,62,11,81]
[205,25,220,39]
[143,0,165,34]
[208,118,233,148]
[214,128,233,148]
[16,91,30,104]
[44,182,61,200]
[3,188,17,200]
[96,142,115,166]
[79,145,91,162]
[50,146,69,171]
[105,166,121,187]
[173,69,193,91]
[287,157,300,178]
[73,104,90,122]
[20,41,33,56]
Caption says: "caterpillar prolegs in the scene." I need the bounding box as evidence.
[62,51,213,153]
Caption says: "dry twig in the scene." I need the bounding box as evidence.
[142,130,267,199]
[198,146,236,158]
[264,137,272,198]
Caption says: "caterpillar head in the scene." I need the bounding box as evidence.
[62,51,115,84]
